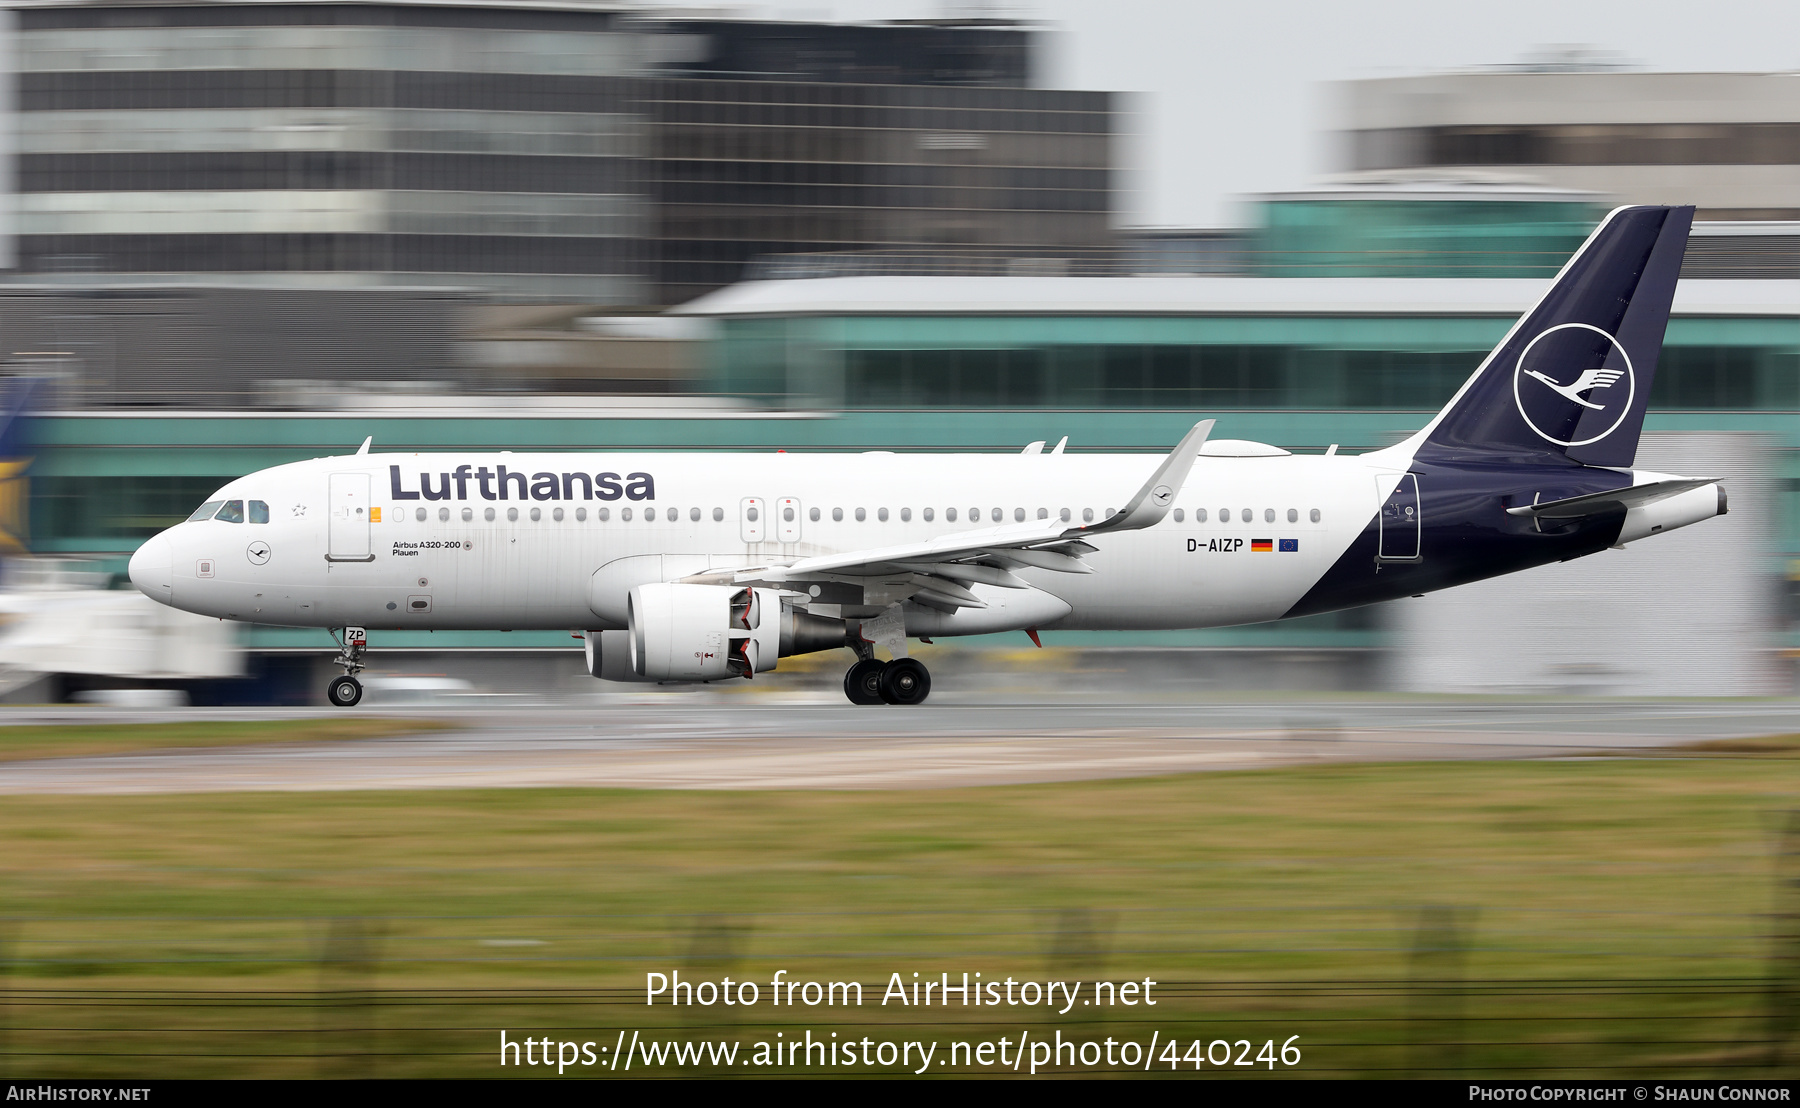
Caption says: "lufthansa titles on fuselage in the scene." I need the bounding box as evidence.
[390,464,655,503]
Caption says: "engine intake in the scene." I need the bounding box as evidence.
[627,583,784,681]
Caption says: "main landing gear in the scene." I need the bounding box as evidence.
[327,626,367,707]
[843,656,932,706]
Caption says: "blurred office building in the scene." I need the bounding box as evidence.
[1332,65,1800,275]
[11,2,1111,307]
[3,1,1113,397]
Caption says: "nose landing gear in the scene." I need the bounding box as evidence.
[326,626,367,707]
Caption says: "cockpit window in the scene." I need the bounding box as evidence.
[188,500,225,522]
[248,500,270,524]
[215,500,245,523]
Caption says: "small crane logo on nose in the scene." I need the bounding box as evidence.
[247,541,271,565]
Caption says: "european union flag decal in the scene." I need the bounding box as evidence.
[1278,538,1299,552]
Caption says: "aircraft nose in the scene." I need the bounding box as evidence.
[129,534,174,606]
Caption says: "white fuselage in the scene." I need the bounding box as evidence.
[129,448,1394,634]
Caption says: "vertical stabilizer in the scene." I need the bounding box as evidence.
[1418,205,1693,466]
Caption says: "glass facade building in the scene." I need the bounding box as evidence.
[685,278,1800,415]
[12,4,1114,305]
[1253,191,1605,278]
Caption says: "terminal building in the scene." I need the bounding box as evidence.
[1333,67,1800,225]
[25,194,1800,700]
[2,38,1796,700]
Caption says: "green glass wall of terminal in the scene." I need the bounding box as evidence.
[714,313,1800,411]
[1254,199,1607,278]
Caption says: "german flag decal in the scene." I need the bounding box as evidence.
[1251,538,1273,552]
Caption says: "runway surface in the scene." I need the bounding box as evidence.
[0,696,1795,793]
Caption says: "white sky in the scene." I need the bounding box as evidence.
[649,0,1800,227]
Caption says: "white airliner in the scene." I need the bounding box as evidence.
[129,206,1726,706]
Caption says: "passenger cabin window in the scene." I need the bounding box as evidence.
[215,500,245,524]
[248,500,270,524]
[188,500,224,522]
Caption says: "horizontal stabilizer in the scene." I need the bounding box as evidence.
[1505,478,1720,519]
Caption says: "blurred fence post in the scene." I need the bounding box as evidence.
[1044,907,1117,1067]
[1046,908,1116,975]
[1407,906,1473,1077]
[0,921,12,1079]
[678,914,749,1073]
[316,917,384,1079]
[1766,811,1800,1069]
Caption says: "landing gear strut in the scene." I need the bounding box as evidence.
[327,626,366,707]
[842,656,932,706]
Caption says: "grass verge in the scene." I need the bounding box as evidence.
[0,753,1796,1076]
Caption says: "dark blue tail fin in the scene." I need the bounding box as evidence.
[1420,205,1693,468]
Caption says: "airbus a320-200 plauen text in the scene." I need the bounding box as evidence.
[129,205,1725,707]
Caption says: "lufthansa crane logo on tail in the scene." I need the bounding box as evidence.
[1511,322,1637,448]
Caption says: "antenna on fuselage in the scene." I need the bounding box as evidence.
[356,436,372,456]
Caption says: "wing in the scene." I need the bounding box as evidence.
[682,420,1216,610]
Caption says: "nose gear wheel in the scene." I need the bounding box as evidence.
[327,675,363,707]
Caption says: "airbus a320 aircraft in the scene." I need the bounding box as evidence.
[129,205,1724,707]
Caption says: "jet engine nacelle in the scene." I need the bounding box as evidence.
[627,582,782,681]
